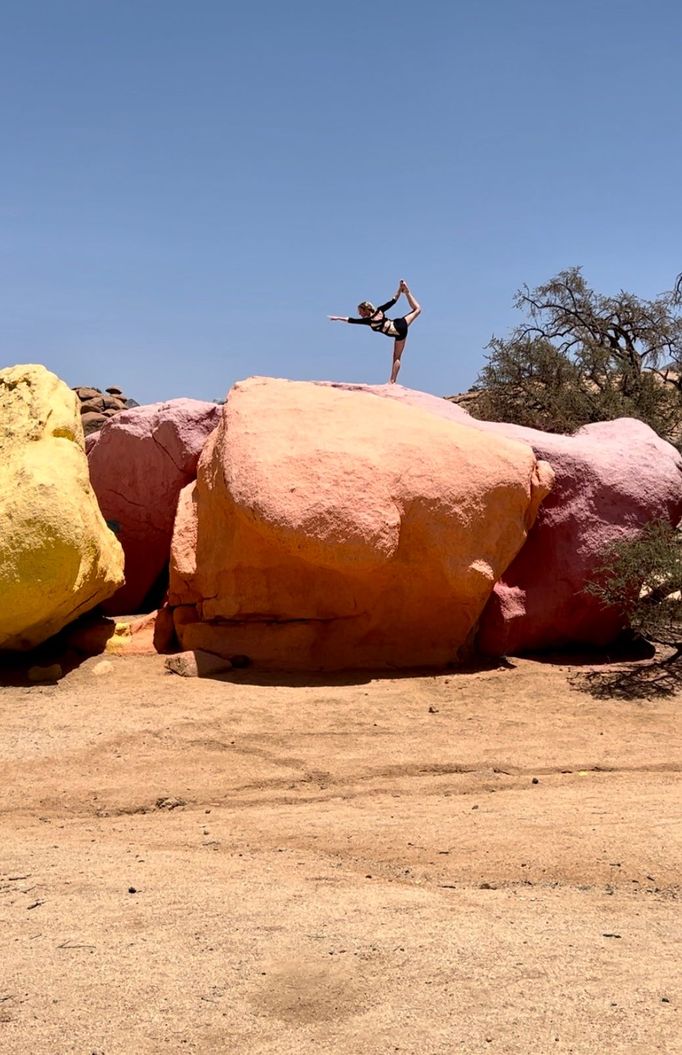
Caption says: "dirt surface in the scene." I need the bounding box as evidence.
[1,654,680,1054]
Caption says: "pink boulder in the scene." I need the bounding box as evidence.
[476,418,682,654]
[326,384,682,654]
[167,377,553,670]
[88,399,222,614]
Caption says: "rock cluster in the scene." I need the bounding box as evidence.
[2,364,680,671]
[73,385,139,436]
[326,384,682,654]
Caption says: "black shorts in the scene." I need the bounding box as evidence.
[393,316,408,341]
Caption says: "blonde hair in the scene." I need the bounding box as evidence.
[357,301,375,314]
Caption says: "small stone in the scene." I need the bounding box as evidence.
[28,663,62,682]
[91,659,114,676]
[156,797,186,810]
[661,997,670,1003]
[164,650,233,678]
[532,777,539,784]
[128,886,137,894]
[479,881,494,890]
[428,705,439,714]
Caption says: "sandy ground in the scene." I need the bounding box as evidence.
[0,654,680,1055]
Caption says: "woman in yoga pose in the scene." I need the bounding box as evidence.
[328,279,421,383]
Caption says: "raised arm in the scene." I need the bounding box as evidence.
[377,282,403,313]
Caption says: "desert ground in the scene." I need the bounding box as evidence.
[0,653,680,1055]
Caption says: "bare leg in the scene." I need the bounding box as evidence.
[390,338,406,383]
[400,282,421,326]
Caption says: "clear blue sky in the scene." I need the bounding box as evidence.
[1,0,680,404]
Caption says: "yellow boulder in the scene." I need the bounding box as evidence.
[0,364,125,649]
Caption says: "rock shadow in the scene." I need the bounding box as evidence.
[0,645,91,687]
[180,655,515,689]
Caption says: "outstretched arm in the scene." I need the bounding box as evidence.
[328,315,371,325]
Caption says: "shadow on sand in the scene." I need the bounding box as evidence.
[3,619,676,700]
[0,638,517,691]
[573,652,682,701]
[510,633,682,701]
[189,654,517,690]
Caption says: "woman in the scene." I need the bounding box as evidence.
[328,279,421,383]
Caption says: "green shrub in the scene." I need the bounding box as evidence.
[585,520,682,656]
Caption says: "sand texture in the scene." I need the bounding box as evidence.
[1,655,680,1054]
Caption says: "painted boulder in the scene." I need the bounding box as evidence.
[476,418,682,654]
[167,377,553,669]
[0,364,124,650]
[87,399,222,614]
[326,384,682,654]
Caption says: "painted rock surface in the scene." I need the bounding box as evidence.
[326,384,682,653]
[168,377,552,669]
[476,417,682,654]
[88,399,222,614]
[0,364,124,649]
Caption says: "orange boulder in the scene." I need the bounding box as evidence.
[167,378,553,670]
